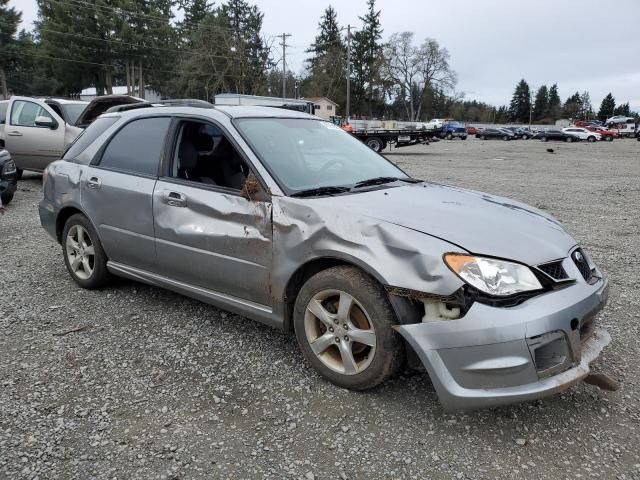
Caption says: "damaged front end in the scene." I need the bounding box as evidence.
[389,272,614,411]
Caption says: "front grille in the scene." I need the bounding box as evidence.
[572,249,593,282]
[537,260,569,280]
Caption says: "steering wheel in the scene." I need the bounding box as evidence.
[319,159,345,174]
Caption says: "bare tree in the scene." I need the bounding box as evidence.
[383,32,456,121]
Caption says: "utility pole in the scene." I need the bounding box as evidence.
[280,33,291,99]
[346,24,351,120]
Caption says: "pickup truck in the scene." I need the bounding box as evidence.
[0,95,141,178]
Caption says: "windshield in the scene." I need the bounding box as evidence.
[235,118,408,194]
[62,103,88,125]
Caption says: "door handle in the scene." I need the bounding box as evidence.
[7,131,23,137]
[164,191,187,207]
[87,176,102,189]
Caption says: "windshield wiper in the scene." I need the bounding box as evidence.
[353,176,421,188]
[290,186,352,198]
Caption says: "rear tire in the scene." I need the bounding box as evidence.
[565,136,573,143]
[503,135,509,141]
[293,266,404,391]
[0,192,14,205]
[365,137,384,153]
[541,136,548,142]
[62,213,111,289]
[605,136,613,142]
[16,169,23,180]
[446,133,453,140]
[481,135,487,140]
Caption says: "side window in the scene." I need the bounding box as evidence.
[99,117,171,176]
[10,100,54,127]
[170,120,250,191]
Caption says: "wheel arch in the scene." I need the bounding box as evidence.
[281,255,388,332]
[55,205,94,243]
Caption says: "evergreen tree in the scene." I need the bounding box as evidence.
[562,92,583,119]
[532,85,548,122]
[598,93,616,122]
[508,79,531,123]
[0,0,23,97]
[547,83,561,120]
[351,0,383,116]
[613,102,631,116]
[302,6,347,108]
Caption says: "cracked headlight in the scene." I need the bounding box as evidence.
[444,253,542,297]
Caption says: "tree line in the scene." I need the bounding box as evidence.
[0,0,637,123]
[506,79,637,125]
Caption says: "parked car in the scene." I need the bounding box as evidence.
[0,148,17,206]
[586,126,617,141]
[532,130,581,142]
[475,128,514,140]
[441,122,467,140]
[40,105,612,411]
[0,95,142,178]
[562,127,601,142]
[466,125,478,135]
[506,127,533,139]
[605,117,637,137]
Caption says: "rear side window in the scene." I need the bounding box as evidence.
[98,117,171,176]
[63,116,119,160]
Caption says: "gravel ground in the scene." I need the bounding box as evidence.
[1,138,639,480]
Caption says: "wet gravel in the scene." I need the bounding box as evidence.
[1,138,640,479]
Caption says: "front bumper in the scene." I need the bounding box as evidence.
[396,274,610,411]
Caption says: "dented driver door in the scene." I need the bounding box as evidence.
[152,181,273,308]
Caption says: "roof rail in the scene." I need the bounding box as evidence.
[105,102,154,113]
[160,99,214,108]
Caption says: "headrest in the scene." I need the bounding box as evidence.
[178,141,198,170]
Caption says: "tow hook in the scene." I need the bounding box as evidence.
[583,373,620,391]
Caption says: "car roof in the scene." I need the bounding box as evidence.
[114,104,318,121]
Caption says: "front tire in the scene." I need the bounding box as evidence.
[503,135,509,141]
[62,213,111,289]
[566,136,573,143]
[605,136,613,142]
[541,136,548,142]
[293,266,404,390]
[587,136,596,142]
[16,169,23,180]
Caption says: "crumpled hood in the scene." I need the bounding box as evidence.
[315,182,577,266]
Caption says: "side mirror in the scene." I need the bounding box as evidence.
[35,116,57,129]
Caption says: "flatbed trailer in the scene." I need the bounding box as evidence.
[349,128,440,152]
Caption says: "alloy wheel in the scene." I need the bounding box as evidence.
[65,225,95,280]
[304,289,376,375]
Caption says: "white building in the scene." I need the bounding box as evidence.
[304,97,338,120]
[80,86,161,102]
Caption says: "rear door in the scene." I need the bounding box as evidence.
[6,98,65,171]
[81,115,171,272]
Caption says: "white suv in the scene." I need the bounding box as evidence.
[562,127,601,142]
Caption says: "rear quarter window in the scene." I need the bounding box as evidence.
[63,116,120,161]
[97,117,171,176]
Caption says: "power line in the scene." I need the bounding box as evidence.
[0,49,235,77]
[38,28,239,60]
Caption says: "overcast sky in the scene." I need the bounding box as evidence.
[10,0,640,111]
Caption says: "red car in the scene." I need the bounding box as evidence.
[586,125,618,141]
[466,126,478,135]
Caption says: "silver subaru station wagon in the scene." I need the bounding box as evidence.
[40,104,612,411]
